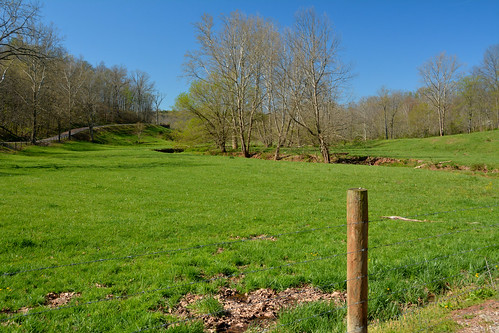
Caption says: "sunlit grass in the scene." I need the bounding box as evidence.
[0,130,497,332]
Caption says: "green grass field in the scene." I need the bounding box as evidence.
[332,130,499,170]
[0,127,497,332]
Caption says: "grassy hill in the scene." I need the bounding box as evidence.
[72,124,175,146]
[332,130,499,170]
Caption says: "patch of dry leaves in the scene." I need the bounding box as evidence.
[45,291,81,308]
[164,286,345,332]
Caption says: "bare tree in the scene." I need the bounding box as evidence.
[418,52,461,136]
[185,12,276,157]
[457,74,482,133]
[377,87,390,140]
[16,23,59,143]
[270,34,294,160]
[79,62,102,141]
[288,8,350,163]
[153,91,165,125]
[130,69,154,122]
[478,44,499,129]
[60,55,85,140]
[0,0,41,62]
[107,65,128,121]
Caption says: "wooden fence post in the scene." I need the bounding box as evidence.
[347,188,368,333]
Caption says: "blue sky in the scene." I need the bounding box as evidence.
[40,0,499,109]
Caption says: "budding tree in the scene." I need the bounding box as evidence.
[185,12,276,157]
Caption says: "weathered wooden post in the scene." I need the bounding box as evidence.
[347,188,368,333]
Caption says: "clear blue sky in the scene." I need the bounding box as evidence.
[40,0,499,109]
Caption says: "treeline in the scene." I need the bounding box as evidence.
[348,48,498,141]
[0,0,164,143]
[175,9,499,162]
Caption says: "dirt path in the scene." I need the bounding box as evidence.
[39,124,133,143]
[452,299,498,333]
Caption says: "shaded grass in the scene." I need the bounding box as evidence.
[0,138,497,332]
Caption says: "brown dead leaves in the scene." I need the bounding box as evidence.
[166,286,346,332]
[45,291,81,308]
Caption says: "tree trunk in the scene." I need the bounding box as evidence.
[240,132,249,157]
[218,139,226,153]
[232,133,238,150]
[30,91,38,144]
[57,120,62,142]
[318,135,330,163]
[438,106,445,136]
[31,107,37,144]
[384,106,388,140]
[89,122,94,142]
[274,144,281,161]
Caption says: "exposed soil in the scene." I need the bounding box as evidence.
[244,151,499,175]
[155,148,185,153]
[45,291,81,308]
[163,286,345,332]
[452,299,498,333]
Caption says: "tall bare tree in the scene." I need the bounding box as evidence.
[288,8,350,163]
[185,12,276,157]
[418,52,461,136]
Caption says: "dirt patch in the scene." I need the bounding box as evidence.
[452,299,498,333]
[45,291,81,308]
[165,286,345,332]
[235,151,499,175]
[332,155,401,166]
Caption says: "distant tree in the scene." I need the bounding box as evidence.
[478,44,499,129]
[79,62,103,141]
[377,87,391,140]
[355,96,380,140]
[107,65,129,121]
[60,55,85,140]
[130,70,154,122]
[457,75,482,133]
[418,52,461,136]
[153,91,165,125]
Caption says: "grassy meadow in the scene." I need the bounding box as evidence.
[0,127,497,332]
